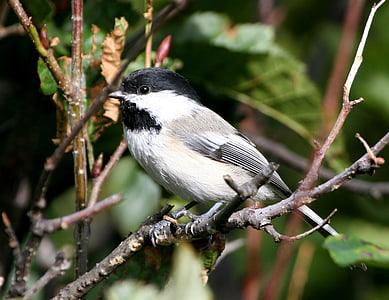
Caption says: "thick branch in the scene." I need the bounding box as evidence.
[227,133,388,236]
[52,205,173,300]
[70,0,89,278]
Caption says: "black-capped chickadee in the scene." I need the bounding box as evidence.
[109,67,338,238]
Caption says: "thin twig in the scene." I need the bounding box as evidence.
[88,138,128,208]
[321,0,365,137]
[355,133,379,165]
[52,205,173,300]
[298,0,385,192]
[144,0,153,67]
[23,252,71,299]
[218,163,279,225]
[183,163,278,237]
[0,23,24,39]
[262,209,338,242]
[39,193,124,234]
[6,193,123,298]
[247,134,389,198]
[1,212,23,265]
[227,132,388,236]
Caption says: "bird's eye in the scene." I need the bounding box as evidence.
[138,85,151,95]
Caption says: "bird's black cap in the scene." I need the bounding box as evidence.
[120,68,201,103]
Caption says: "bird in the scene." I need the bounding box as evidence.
[109,67,338,242]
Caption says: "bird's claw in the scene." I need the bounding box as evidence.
[184,216,208,236]
[149,220,176,247]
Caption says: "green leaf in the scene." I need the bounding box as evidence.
[160,243,213,300]
[214,23,275,54]
[37,57,58,95]
[173,12,276,54]
[324,234,389,268]
[173,12,228,43]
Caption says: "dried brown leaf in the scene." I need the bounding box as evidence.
[101,17,128,123]
[101,17,128,85]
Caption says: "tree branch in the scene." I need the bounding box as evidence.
[70,0,89,279]
[247,134,389,198]
[37,193,124,234]
[52,205,173,300]
[298,0,385,192]
[23,252,71,300]
[6,0,72,97]
[1,212,22,266]
[6,2,191,296]
[88,138,128,208]
[321,0,365,137]
[226,133,388,238]
[6,193,123,298]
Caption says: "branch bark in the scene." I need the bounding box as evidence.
[70,0,89,279]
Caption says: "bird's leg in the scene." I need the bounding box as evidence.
[184,202,224,235]
[149,201,225,246]
[170,200,198,219]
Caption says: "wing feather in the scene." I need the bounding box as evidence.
[169,108,291,198]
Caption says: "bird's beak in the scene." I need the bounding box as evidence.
[108,90,126,100]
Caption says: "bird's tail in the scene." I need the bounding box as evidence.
[297,205,338,237]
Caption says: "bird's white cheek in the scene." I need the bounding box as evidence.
[132,91,199,124]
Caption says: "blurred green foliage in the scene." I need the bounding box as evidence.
[0,0,388,299]
[324,234,389,268]
[104,244,212,300]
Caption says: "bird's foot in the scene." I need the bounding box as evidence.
[185,202,224,236]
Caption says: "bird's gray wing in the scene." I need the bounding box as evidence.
[169,108,291,197]
[182,130,291,197]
